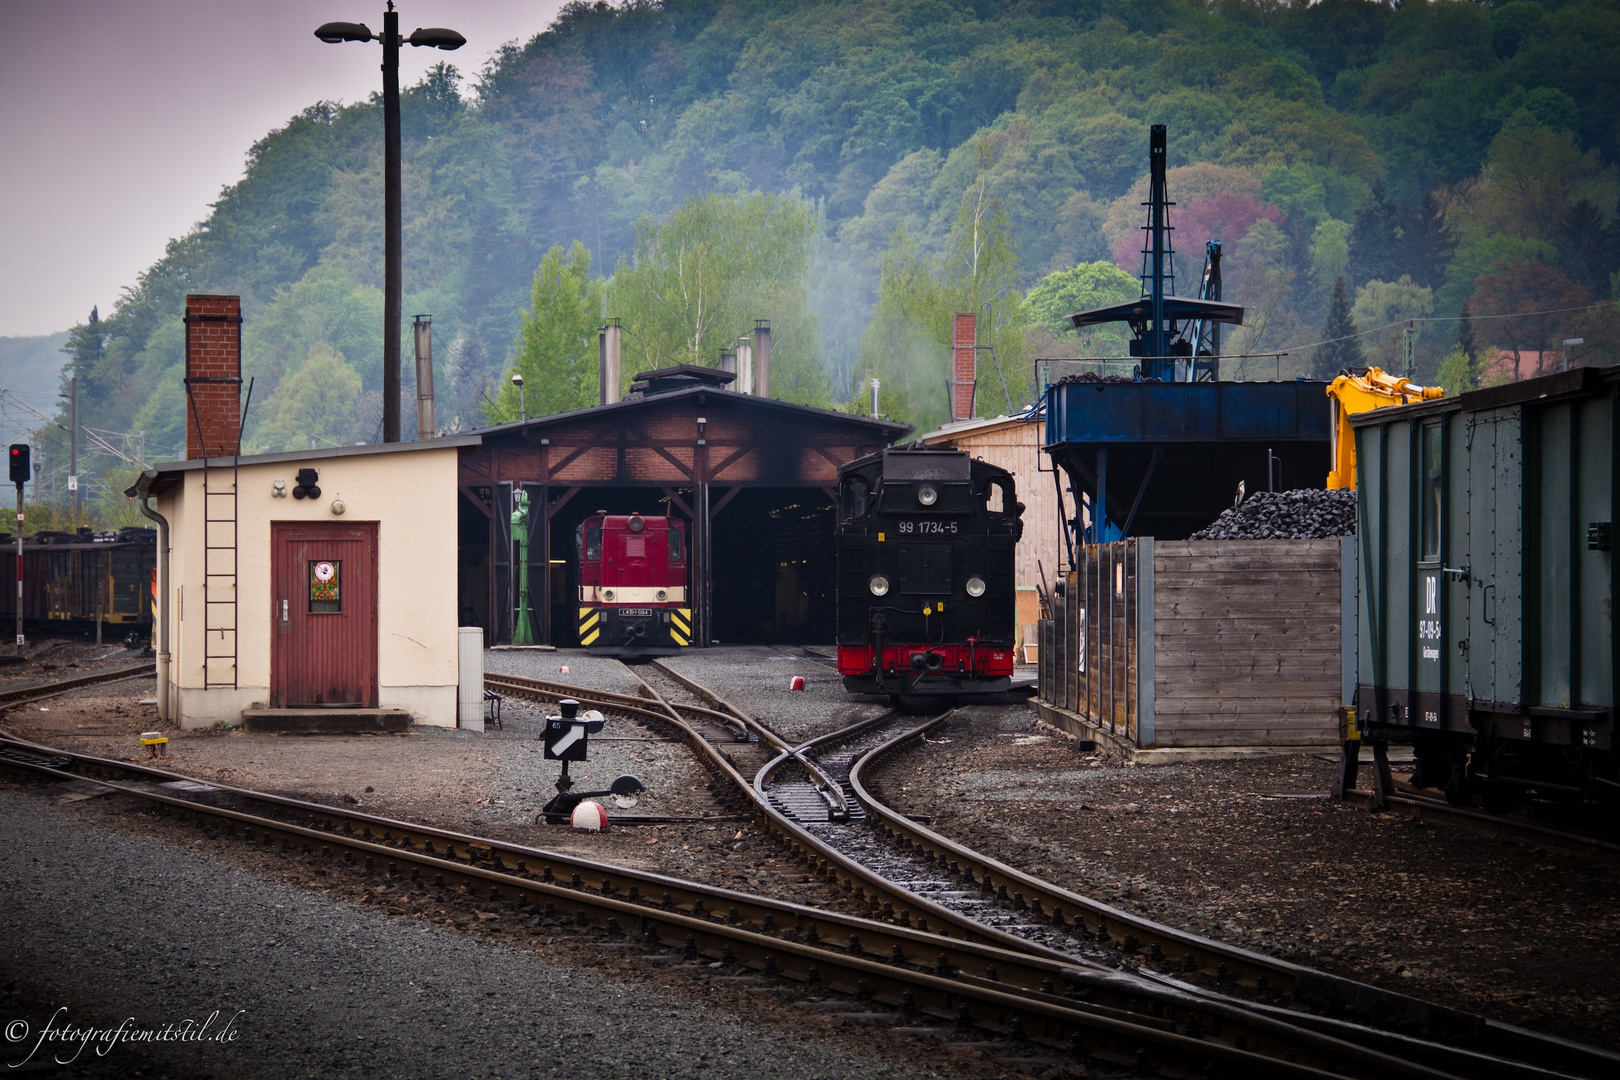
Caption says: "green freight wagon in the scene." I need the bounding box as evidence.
[1346,364,1616,811]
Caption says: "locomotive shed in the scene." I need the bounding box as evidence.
[459,365,907,649]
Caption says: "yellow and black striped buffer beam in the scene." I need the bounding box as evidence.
[669,608,692,646]
[577,607,601,646]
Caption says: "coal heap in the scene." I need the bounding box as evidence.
[1189,488,1357,541]
[1055,371,1137,385]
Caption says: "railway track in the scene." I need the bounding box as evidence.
[0,662,155,711]
[635,661,1616,1080]
[1343,783,1620,866]
[0,730,1446,1080]
[1,666,1611,1077]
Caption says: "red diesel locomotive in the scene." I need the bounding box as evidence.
[575,512,693,655]
[835,448,1023,699]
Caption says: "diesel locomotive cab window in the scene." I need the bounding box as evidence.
[584,527,602,561]
[1421,423,1443,562]
[668,527,683,562]
[308,560,341,613]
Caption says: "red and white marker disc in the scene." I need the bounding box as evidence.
[570,800,607,831]
[790,676,805,691]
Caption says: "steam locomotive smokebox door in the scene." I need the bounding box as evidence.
[272,522,378,707]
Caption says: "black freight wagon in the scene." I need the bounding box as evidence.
[1346,364,1615,810]
[0,527,155,634]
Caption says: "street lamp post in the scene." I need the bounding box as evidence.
[315,4,463,443]
[512,373,526,422]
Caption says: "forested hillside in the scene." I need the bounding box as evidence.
[36,0,1620,521]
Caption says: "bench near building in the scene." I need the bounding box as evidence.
[126,295,478,730]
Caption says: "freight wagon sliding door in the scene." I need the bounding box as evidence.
[271,522,378,708]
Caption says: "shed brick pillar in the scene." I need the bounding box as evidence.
[183,295,243,459]
[952,313,976,421]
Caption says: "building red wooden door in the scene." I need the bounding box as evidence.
[271,522,378,707]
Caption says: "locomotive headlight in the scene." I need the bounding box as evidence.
[965,576,986,598]
[868,574,890,597]
[917,485,938,506]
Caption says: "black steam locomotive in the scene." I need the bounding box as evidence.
[835,447,1023,698]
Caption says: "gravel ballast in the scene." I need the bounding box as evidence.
[658,646,889,741]
[871,707,1620,1050]
[0,783,983,1080]
[484,648,644,695]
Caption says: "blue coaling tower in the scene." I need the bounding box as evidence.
[1349,364,1617,809]
[1043,125,1330,543]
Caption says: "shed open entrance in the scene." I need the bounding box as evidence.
[710,488,836,645]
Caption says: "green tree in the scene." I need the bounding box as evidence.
[857,143,1032,432]
[486,242,608,423]
[244,266,385,396]
[251,344,365,452]
[1025,261,1139,356]
[1434,233,1557,318]
[1435,346,1479,396]
[608,193,829,406]
[1352,276,1433,372]
[1309,218,1351,291]
[1313,276,1364,378]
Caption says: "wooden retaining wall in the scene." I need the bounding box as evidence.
[1036,538,1353,754]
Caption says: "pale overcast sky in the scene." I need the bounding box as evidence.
[0,0,567,338]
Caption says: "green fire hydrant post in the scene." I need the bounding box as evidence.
[511,490,534,645]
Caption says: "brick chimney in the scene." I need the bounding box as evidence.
[183,295,243,459]
[952,312,976,421]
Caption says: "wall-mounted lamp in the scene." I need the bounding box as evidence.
[272,479,288,498]
[331,498,347,516]
[696,416,707,446]
[293,468,321,499]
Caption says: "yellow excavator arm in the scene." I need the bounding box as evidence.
[1325,368,1443,490]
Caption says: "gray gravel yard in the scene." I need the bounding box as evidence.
[483,648,644,695]
[659,646,887,740]
[0,783,988,1080]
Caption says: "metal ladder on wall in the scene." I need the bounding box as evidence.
[200,454,238,689]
